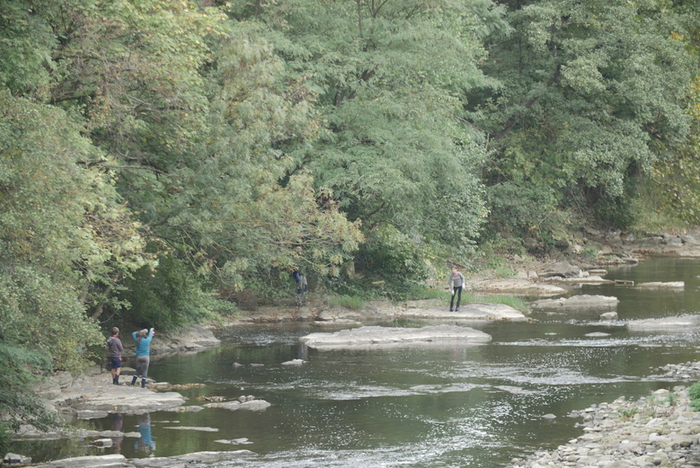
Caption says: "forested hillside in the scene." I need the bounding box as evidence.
[0,0,698,433]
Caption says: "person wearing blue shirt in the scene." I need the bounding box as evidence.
[131,328,154,388]
[135,413,156,454]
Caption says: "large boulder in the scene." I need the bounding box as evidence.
[539,261,582,278]
[149,324,221,356]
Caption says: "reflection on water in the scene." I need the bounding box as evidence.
[11,258,700,467]
[134,413,156,455]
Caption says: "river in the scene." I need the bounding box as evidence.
[12,257,700,467]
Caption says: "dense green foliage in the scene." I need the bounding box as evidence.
[0,0,697,437]
[476,0,698,242]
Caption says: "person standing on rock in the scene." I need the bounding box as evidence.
[292,246,308,306]
[107,327,124,385]
[131,328,154,388]
[448,266,465,312]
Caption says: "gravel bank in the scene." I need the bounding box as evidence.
[507,363,700,468]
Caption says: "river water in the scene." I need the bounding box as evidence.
[14,258,700,467]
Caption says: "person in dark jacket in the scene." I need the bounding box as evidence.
[107,327,124,385]
[131,328,154,388]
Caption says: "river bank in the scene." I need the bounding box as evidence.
[9,229,700,466]
[219,227,700,325]
[507,376,700,468]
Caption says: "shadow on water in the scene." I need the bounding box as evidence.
[10,257,700,467]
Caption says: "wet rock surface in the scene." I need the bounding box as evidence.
[22,450,256,467]
[397,302,528,322]
[635,281,685,289]
[16,324,269,446]
[507,363,700,468]
[627,315,700,331]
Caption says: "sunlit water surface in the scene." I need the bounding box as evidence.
[12,258,700,467]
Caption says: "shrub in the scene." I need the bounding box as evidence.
[355,226,430,284]
[329,295,365,310]
[119,256,215,331]
[689,382,700,410]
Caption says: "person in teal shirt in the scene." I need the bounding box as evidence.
[131,328,154,388]
[135,413,156,454]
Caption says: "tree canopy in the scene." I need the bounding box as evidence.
[476,0,697,237]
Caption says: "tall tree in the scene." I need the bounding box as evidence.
[227,0,506,280]
[34,0,362,309]
[475,0,696,236]
[0,91,151,366]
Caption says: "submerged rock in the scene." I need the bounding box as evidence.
[299,324,492,350]
[627,314,700,331]
[25,451,256,467]
[281,359,306,366]
[204,399,271,411]
[214,438,253,445]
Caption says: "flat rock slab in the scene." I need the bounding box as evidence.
[530,294,619,311]
[399,303,527,322]
[44,373,186,418]
[635,281,685,289]
[299,325,492,350]
[552,275,614,284]
[27,451,256,467]
[72,386,186,416]
[627,315,700,331]
[204,399,271,411]
[466,278,566,296]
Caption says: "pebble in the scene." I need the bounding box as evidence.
[507,361,700,468]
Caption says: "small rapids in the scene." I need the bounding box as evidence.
[10,258,700,467]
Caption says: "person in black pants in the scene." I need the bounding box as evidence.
[448,266,465,312]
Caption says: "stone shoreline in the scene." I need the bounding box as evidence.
[507,363,700,468]
[14,363,700,468]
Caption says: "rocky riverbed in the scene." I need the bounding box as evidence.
[9,228,700,466]
[507,363,700,468]
[12,362,700,468]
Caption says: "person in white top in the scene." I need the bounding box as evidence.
[448,266,465,312]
